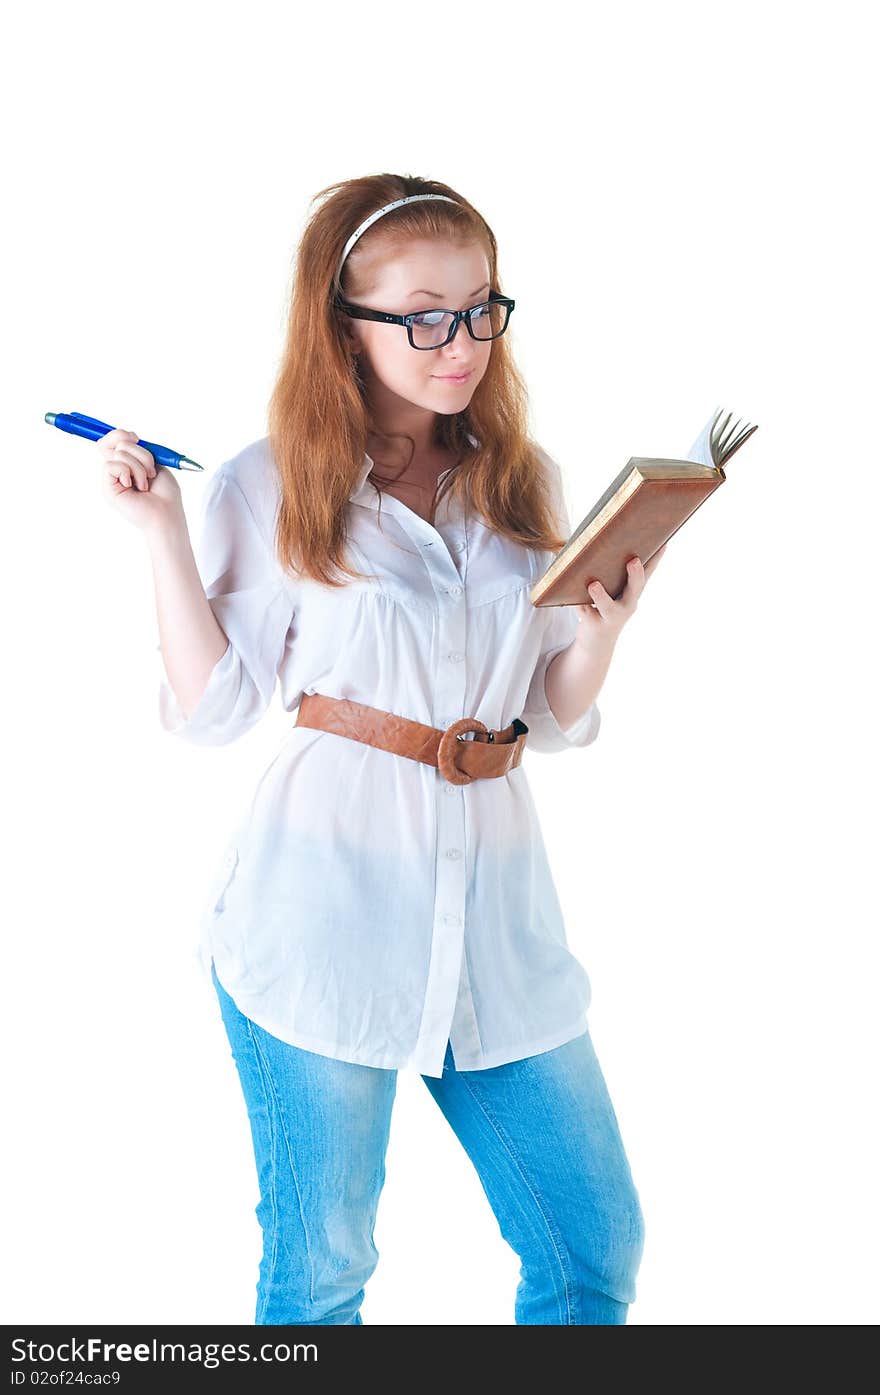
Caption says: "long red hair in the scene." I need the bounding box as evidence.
[267,171,566,586]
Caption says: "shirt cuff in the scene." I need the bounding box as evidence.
[522,642,602,755]
[557,700,601,744]
[157,639,243,745]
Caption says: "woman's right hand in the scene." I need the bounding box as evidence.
[98,428,186,536]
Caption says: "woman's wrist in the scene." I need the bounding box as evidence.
[573,621,620,659]
[143,510,191,559]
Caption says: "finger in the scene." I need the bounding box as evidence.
[115,440,156,476]
[98,427,138,453]
[110,464,134,489]
[110,451,147,491]
[622,556,645,601]
[110,448,150,490]
[586,579,613,619]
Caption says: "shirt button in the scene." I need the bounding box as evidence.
[447,651,464,662]
[443,783,458,795]
[447,585,463,596]
[445,848,462,860]
[454,540,466,552]
[441,912,461,926]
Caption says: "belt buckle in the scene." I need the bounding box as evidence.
[438,716,489,786]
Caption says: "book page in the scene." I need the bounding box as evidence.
[687,407,759,467]
[685,407,721,467]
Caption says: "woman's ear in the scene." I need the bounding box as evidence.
[342,323,361,355]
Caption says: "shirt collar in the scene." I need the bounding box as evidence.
[350,432,479,503]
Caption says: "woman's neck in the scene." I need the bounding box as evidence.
[367,435,461,491]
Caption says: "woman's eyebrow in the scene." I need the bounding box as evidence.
[407,282,490,299]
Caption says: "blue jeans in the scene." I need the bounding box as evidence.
[211,960,645,1325]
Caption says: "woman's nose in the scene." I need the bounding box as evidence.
[439,324,478,364]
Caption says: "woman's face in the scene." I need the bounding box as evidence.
[342,238,494,420]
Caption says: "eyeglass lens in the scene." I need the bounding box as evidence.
[409,300,509,349]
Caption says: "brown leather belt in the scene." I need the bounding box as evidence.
[295,692,529,785]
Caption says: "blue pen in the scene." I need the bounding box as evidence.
[44,411,204,471]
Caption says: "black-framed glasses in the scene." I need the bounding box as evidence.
[333,288,515,350]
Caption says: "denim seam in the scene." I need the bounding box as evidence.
[241,1018,281,1322]
[246,1018,319,1313]
[457,1072,578,1324]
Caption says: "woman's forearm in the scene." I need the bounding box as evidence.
[545,547,668,727]
[147,523,230,719]
[544,632,616,731]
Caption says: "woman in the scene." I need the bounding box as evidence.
[99,173,665,1325]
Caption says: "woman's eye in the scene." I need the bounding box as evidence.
[410,303,489,329]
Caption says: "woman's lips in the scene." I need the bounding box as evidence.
[432,371,473,384]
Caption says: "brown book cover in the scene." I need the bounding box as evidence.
[530,406,759,607]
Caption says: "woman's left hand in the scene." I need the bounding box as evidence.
[574,542,668,648]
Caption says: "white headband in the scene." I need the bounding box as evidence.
[336,194,459,283]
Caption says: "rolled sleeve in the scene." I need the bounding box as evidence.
[157,466,294,746]
[522,605,601,754]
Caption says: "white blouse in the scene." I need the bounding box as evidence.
[158,433,601,1079]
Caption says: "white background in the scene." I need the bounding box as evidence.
[4,0,878,1326]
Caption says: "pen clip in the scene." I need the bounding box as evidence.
[68,412,116,433]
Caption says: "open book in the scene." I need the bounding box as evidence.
[530,406,759,607]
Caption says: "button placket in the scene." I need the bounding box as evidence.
[449,940,484,1064]
[390,504,470,1077]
